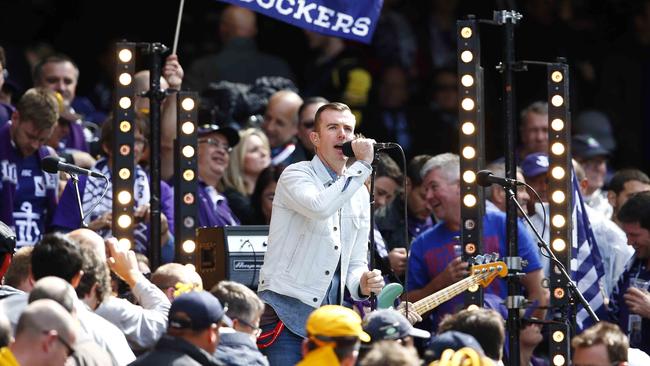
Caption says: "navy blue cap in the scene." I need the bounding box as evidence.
[197,124,240,148]
[427,331,485,360]
[574,110,616,152]
[169,291,232,330]
[362,309,430,342]
[521,152,549,178]
[572,134,610,159]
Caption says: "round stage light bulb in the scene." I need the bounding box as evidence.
[117,238,131,251]
[461,98,475,111]
[462,146,476,159]
[552,214,566,228]
[117,214,132,228]
[552,331,565,342]
[119,97,132,109]
[181,98,195,111]
[463,170,476,183]
[182,145,195,158]
[461,122,475,135]
[467,304,479,311]
[550,118,564,131]
[460,50,473,63]
[468,284,479,292]
[552,239,566,252]
[551,142,565,155]
[119,168,131,180]
[551,71,563,83]
[551,166,565,180]
[118,73,132,86]
[551,95,564,107]
[461,74,474,87]
[120,144,131,156]
[184,216,195,228]
[463,194,477,207]
[119,121,131,132]
[460,27,472,38]
[185,263,196,272]
[117,191,132,205]
[182,240,196,253]
[183,192,195,205]
[118,49,133,63]
[183,169,195,181]
[552,355,565,366]
[552,190,566,204]
[181,121,195,134]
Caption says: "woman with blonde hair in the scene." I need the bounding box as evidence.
[222,128,271,224]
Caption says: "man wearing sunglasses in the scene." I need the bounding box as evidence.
[0,299,77,366]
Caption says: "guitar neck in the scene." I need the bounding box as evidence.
[405,273,488,316]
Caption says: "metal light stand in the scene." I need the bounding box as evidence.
[493,11,526,366]
[141,42,168,270]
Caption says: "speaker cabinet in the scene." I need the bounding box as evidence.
[195,225,268,291]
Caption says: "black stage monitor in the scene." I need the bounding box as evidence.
[196,225,268,291]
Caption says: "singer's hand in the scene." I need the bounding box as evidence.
[388,248,408,275]
[360,269,384,296]
[351,138,375,164]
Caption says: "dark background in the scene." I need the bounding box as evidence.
[0,0,643,164]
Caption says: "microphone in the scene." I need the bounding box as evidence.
[476,170,523,188]
[42,156,106,179]
[341,141,396,158]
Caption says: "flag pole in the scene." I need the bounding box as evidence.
[172,0,185,55]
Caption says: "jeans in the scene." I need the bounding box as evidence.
[259,321,304,366]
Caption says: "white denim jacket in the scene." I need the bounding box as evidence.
[258,156,372,307]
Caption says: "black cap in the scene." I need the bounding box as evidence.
[572,134,610,159]
[362,309,431,342]
[426,331,485,361]
[197,124,240,148]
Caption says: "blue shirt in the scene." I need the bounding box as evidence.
[13,153,55,247]
[407,210,542,331]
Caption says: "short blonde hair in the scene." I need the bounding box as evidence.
[16,87,59,130]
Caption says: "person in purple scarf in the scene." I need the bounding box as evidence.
[195,123,241,228]
[0,87,59,248]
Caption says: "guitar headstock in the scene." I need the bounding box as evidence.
[469,255,508,288]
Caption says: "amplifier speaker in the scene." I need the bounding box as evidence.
[195,225,268,291]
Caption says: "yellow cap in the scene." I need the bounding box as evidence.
[306,305,371,342]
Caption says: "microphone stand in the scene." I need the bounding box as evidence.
[504,186,599,324]
[70,173,88,228]
[367,150,380,310]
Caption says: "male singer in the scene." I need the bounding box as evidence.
[257,102,384,365]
